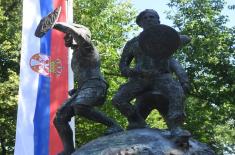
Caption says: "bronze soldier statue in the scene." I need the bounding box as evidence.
[112,9,191,141]
[35,8,122,155]
[54,23,123,155]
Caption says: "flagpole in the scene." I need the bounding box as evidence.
[67,0,73,24]
[66,0,73,91]
[66,0,75,145]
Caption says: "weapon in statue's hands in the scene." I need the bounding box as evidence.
[34,6,77,49]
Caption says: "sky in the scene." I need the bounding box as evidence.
[131,0,235,27]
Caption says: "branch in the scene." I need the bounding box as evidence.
[103,71,122,77]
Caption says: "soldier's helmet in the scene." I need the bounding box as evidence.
[72,23,92,40]
[136,9,160,27]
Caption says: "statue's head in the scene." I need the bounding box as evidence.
[64,24,91,47]
[136,9,160,30]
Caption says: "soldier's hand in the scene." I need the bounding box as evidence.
[64,33,73,47]
[181,82,190,95]
[68,88,77,96]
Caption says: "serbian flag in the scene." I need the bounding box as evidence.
[14,0,74,155]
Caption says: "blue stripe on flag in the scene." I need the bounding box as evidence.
[33,0,53,155]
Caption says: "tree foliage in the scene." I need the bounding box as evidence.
[0,0,22,154]
[167,0,235,154]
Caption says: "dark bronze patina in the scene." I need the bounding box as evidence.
[35,8,122,155]
[112,9,191,145]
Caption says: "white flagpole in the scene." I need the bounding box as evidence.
[66,0,75,145]
[66,0,73,91]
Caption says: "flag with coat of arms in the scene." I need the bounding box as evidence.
[14,0,74,154]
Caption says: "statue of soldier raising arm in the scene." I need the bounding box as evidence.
[35,7,123,155]
[52,23,123,155]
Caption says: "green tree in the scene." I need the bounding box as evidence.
[167,0,235,154]
[0,0,22,154]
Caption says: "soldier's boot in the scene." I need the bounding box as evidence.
[171,127,191,149]
[167,116,191,148]
[74,104,123,135]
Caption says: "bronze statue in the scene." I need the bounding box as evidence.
[35,8,122,155]
[112,9,191,141]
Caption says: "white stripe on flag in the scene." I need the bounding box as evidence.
[14,0,41,154]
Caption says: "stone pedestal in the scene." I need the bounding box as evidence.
[72,128,215,155]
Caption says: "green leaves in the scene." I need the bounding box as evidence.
[168,0,235,153]
[0,1,22,154]
[0,70,19,154]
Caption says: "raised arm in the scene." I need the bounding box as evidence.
[54,22,93,50]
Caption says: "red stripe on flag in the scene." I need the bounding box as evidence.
[50,1,68,155]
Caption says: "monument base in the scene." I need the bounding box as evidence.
[72,128,215,155]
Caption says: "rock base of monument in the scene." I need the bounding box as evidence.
[72,128,215,155]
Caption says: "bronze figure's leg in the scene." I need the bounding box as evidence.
[73,86,123,134]
[53,102,75,155]
[159,78,191,146]
[112,79,150,129]
[135,93,158,120]
[73,104,123,134]
[135,92,169,122]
